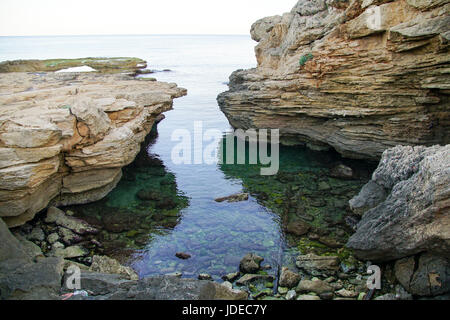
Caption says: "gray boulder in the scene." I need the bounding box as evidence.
[347,145,450,261]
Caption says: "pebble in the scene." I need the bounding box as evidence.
[198,273,212,281]
[286,290,296,300]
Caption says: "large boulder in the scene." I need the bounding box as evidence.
[394,253,450,296]
[347,145,450,262]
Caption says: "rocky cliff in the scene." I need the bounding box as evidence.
[0,72,186,227]
[218,0,450,160]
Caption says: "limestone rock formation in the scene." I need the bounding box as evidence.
[218,0,450,159]
[0,72,186,227]
[347,145,449,261]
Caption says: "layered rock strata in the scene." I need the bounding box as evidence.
[0,72,186,227]
[218,0,450,159]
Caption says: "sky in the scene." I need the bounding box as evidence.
[0,0,297,36]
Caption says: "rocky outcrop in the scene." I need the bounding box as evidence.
[347,144,449,297]
[0,57,147,74]
[218,0,450,159]
[347,145,449,261]
[0,72,186,227]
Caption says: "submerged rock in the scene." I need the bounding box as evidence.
[286,220,311,236]
[46,207,98,235]
[215,193,249,203]
[239,253,264,274]
[175,252,192,260]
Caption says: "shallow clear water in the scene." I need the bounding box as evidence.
[0,35,373,280]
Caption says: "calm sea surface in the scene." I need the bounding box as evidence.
[0,35,371,280]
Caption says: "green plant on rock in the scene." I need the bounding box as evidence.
[299,53,314,67]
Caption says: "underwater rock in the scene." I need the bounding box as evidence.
[176,252,192,260]
[236,274,275,285]
[329,164,354,179]
[46,207,98,235]
[136,189,162,201]
[215,193,249,203]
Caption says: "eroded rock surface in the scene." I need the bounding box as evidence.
[0,72,186,227]
[218,0,450,159]
[347,145,449,261]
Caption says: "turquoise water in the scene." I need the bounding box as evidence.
[0,35,373,280]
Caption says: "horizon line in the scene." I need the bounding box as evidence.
[0,33,251,38]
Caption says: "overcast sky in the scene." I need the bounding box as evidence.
[0,0,296,36]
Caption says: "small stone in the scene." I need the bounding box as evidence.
[175,252,191,260]
[330,164,353,179]
[236,274,275,285]
[296,254,340,274]
[296,279,334,295]
[278,287,289,295]
[198,273,212,281]
[47,233,59,244]
[320,292,334,300]
[27,227,45,242]
[239,253,264,274]
[52,241,65,250]
[215,193,249,203]
[222,272,240,282]
[336,288,358,298]
[297,294,321,300]
[89,255,138,280]
[286,290,297,300]
[165,272,182,278]
[279,267,301,288]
